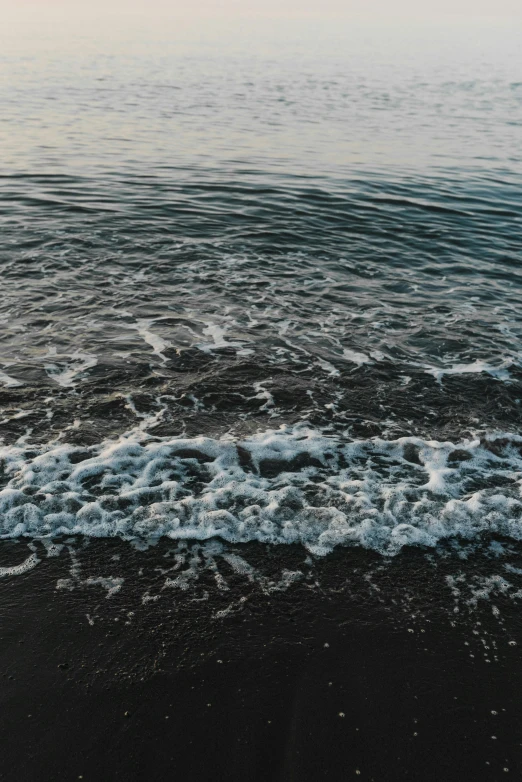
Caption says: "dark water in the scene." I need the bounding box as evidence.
[1,20,522,557]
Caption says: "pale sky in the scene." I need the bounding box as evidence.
[2,0,521,55]
[3,0,522,21]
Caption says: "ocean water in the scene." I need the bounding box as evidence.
[1,19,522,562]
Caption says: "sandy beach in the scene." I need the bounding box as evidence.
[1,539,521,780]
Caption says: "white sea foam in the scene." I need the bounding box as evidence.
[0,369,23,388]
[135,320,171,362]
[197,323,246,353]
[342,348,371,366]
[0,552,39,577]
[316,358,340,376]
[253,381,275,411]
[45,351,98,387]
[0,425,521,556]
[424,359,514,384]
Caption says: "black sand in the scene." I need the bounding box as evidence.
[1,539,522,781]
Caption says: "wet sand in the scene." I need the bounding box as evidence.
[1,539,521,781]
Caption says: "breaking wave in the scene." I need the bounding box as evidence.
[1,425,521,556]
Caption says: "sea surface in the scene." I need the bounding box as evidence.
[1,18,522,578]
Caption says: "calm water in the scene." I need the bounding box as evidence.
[0,19,521,555]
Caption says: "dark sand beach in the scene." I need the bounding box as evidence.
[2,539,522,780]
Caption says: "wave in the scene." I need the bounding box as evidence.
[1,424,521,556]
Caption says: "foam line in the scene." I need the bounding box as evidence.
[135,320,171,363]
[0,426,521,556]
[0,552,39,577]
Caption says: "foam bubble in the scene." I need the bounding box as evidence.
[0,425,521,556]
[0,552,39,577]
